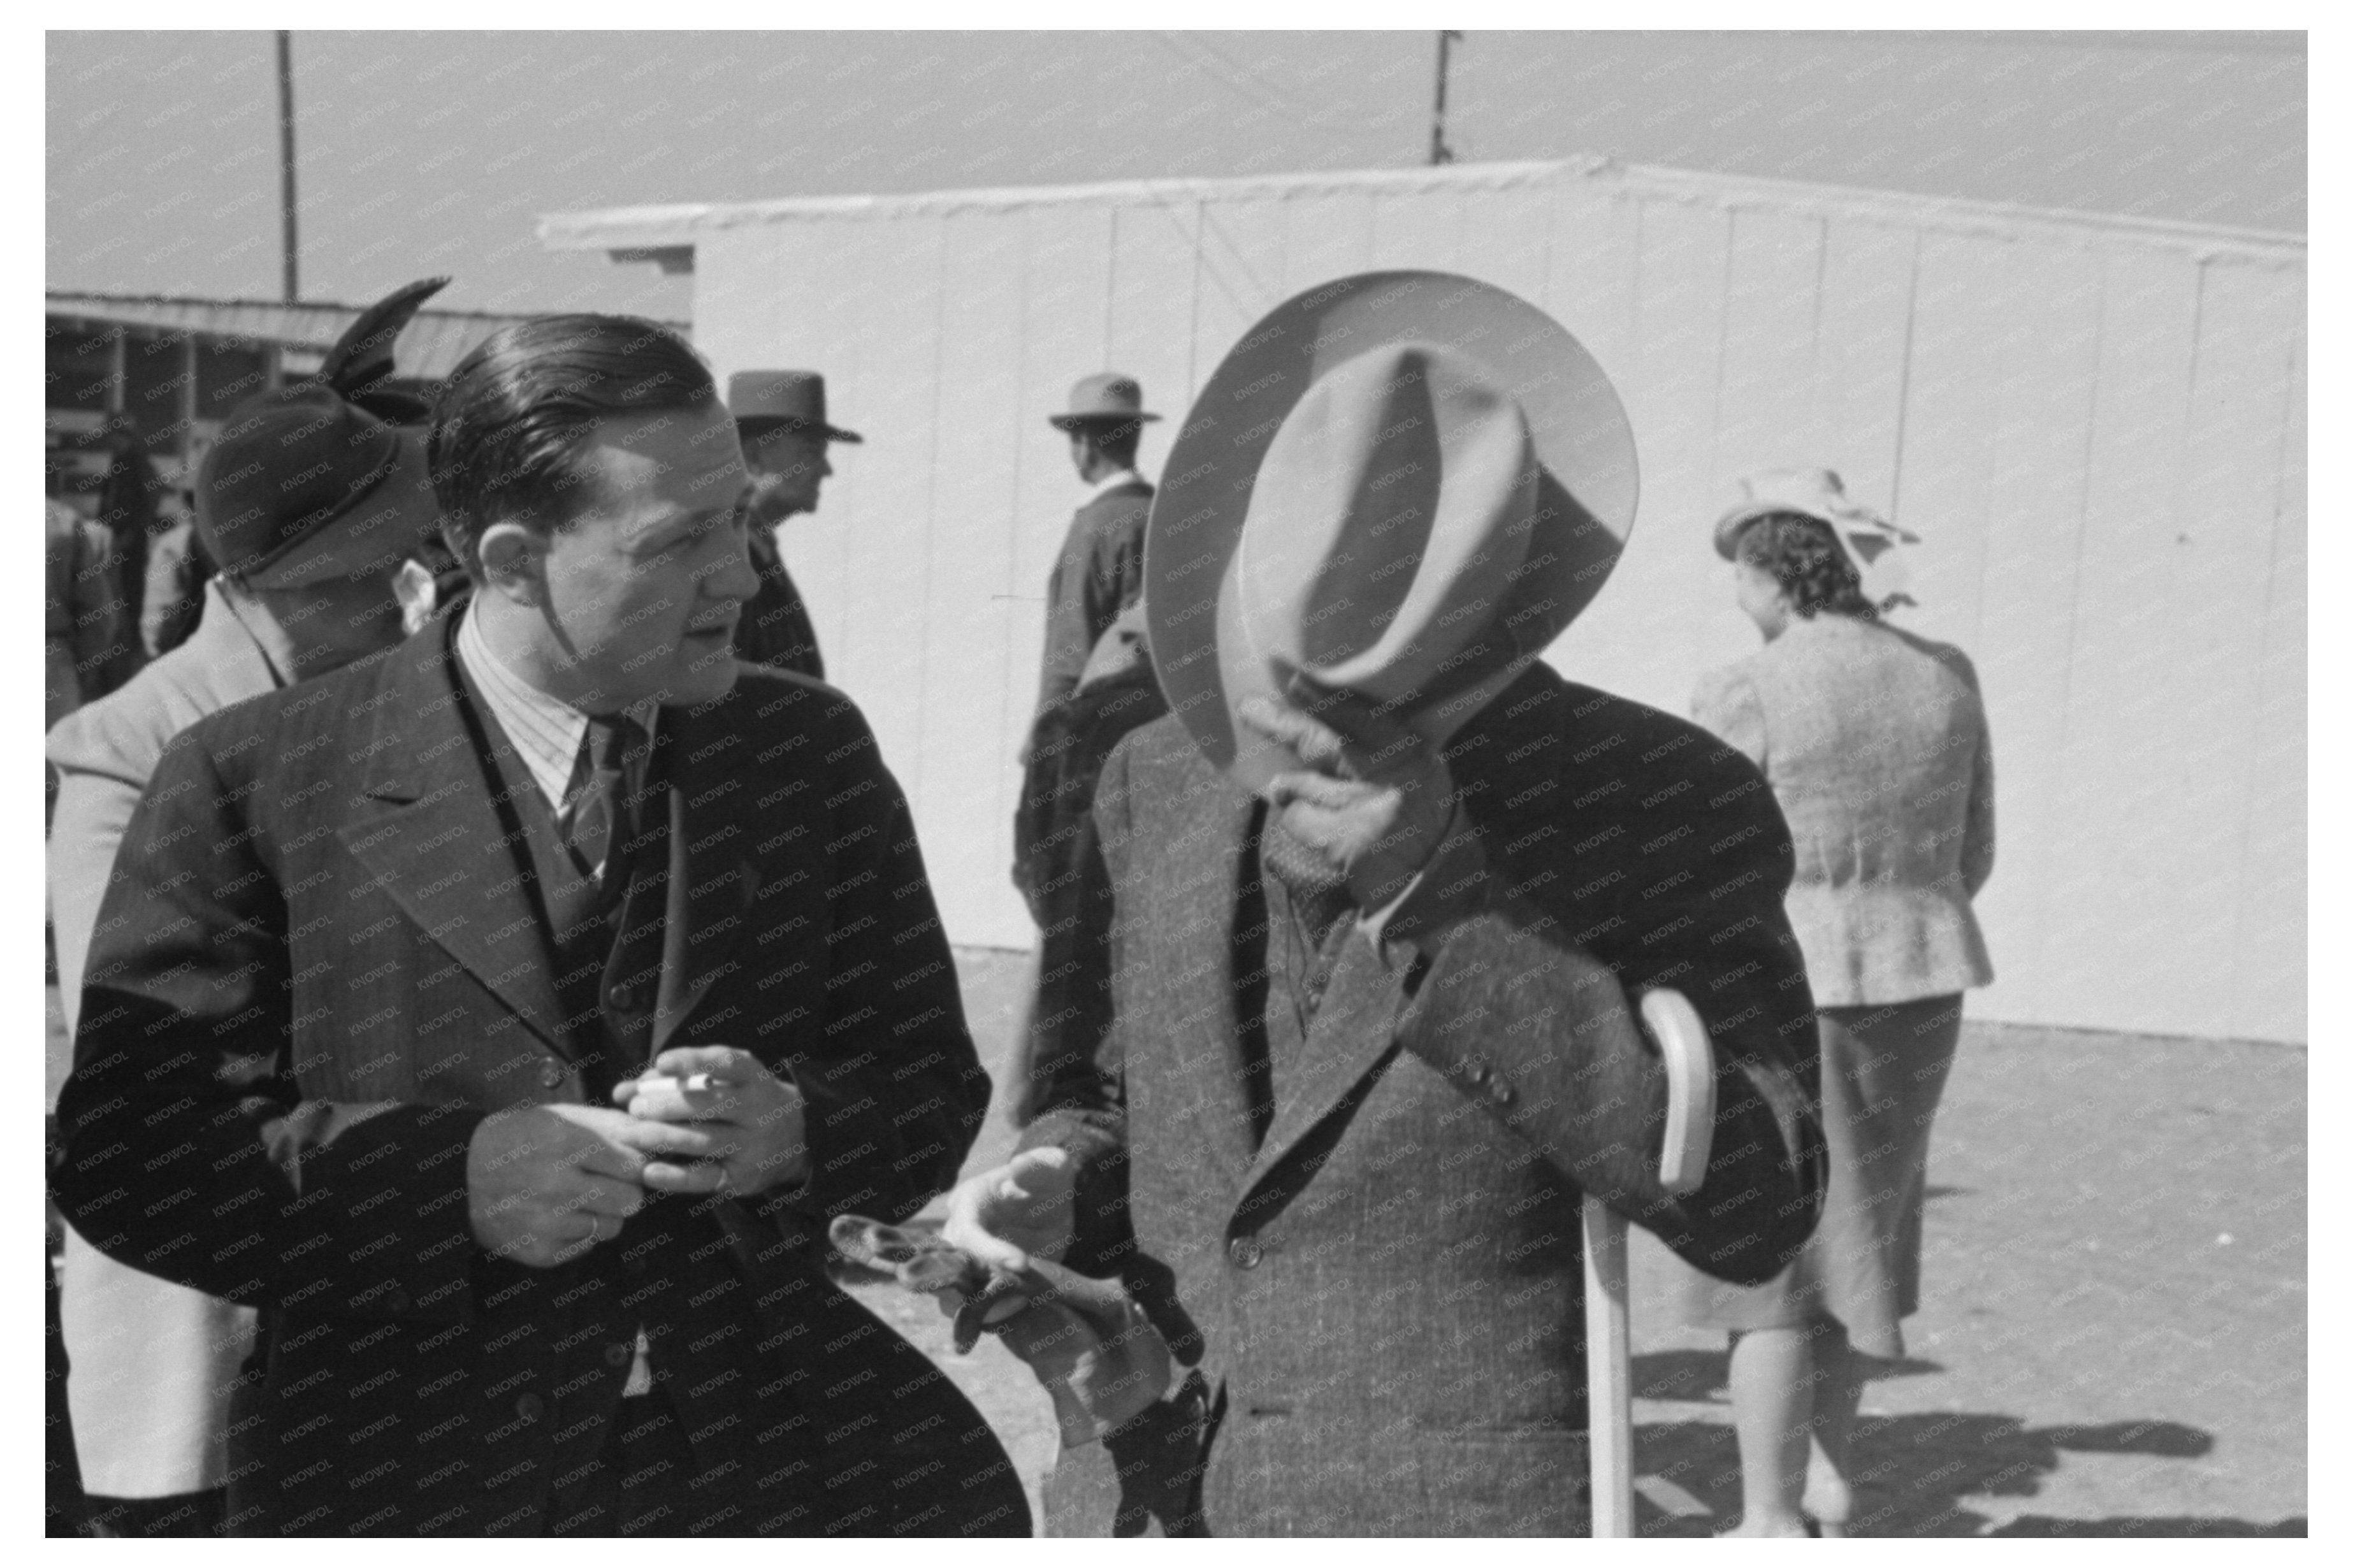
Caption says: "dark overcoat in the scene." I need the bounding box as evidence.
[54,616,1027,1537]
[1022,665,1828,1536]
[736,523,825,680]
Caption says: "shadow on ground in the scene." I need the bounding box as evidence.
[1632,1348,1943,1401]
[1630,1409,2303,1537]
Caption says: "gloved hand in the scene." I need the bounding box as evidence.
[830,1213,1174,1448]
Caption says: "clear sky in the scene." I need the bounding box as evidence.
[47,29,2304,318]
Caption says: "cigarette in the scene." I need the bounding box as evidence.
[641,1072,720,1093]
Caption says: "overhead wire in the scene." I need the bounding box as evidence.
[1147,32,1405,138]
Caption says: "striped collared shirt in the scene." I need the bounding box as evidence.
[454,602,661,826]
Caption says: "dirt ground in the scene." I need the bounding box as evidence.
[852,950,2309,1538]
[45,952,2306,1537]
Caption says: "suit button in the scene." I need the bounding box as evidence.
[1228,1237,1263,1270]
[605,1342,632,1369]
[1460,1055,1493,1086]
[607,982,637,1011]
[1487,1077,1516,1107]
[382,1286,410,1314]
[515,1393,543,1423]
[539,1060,567,1090]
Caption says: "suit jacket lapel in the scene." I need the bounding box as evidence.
[337,621,570,1056]
[1233,930,1410,1209]
[1147,749,1261,1187]
[651,699,768,1054]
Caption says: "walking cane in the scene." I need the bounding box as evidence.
[1584,989,1716,1538]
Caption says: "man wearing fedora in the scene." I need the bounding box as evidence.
[1034,373,1159,722]
[728,369,858,680]
[53,315,1027,1536]
[45,280,449,1536]
[947,275,1827,1536]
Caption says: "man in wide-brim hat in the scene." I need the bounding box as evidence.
[727,369,860,680]
[946,271,1828,1536]
[1032,372,1161,721]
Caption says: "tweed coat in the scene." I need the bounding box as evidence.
[46,581,274,1498]
[53,614,1028,1537]
[1034,478,1151,721]
[1020,665,1828,1536]
[1695,614,1994,1006]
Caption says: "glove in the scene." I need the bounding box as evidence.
[830,1214,1174,1448]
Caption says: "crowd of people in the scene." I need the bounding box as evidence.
[43,269,1994,1539]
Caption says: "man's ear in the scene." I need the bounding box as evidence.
[477,521,546,604]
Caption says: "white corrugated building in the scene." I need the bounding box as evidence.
[542,156,2305,1045]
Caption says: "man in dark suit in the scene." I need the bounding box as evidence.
[1033,373,1158,722]
[54,316,1027,1537]
[728,370,857,680]
[947,280,1827,1536]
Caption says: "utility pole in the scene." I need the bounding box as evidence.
[276,31,298,302]
[1428,30,1461,166]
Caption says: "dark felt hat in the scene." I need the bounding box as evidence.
[194,280,449,585]
[194,387,434,587]
[728,370,862,443]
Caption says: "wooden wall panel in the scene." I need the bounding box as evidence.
[1104,200,1205,442]
[1961,242,2105,1027]
[2184,263,2305,1043]
[2232,317,2306,1042]
[1277,190,1376,300]
[820,219,939,805]
[1449,185,1555,306]
[1549,196,1733,716]
[2040,247,2206,1033]
[1366,187,1465,274]
[1892,233,2015,656]
[1541,180,1640,380]
[904,214,1031,945]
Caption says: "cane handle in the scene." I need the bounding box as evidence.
[1640,988,1715,1197]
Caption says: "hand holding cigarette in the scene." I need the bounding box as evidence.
[612,1046,811,1198]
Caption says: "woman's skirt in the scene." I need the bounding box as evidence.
[1668,993,1964,1359]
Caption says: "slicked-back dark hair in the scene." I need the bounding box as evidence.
[1734,510,1879,622]
[428,314,718,579]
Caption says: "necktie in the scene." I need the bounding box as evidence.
[1260,816,1358,947]
[562,713,646,880]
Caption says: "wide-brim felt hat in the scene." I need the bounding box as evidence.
[1147,270,1639,791]
[1047,371,1161,432]
[729,370,862,443]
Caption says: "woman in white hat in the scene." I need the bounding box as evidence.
[1673,505,1995,1537]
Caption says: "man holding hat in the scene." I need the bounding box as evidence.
[946,273,1827,1536]
[1034,372,1159,721]
[728,369,859,680]
[45,282,445,1535]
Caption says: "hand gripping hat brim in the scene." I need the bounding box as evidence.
[1146,271,1639,789]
